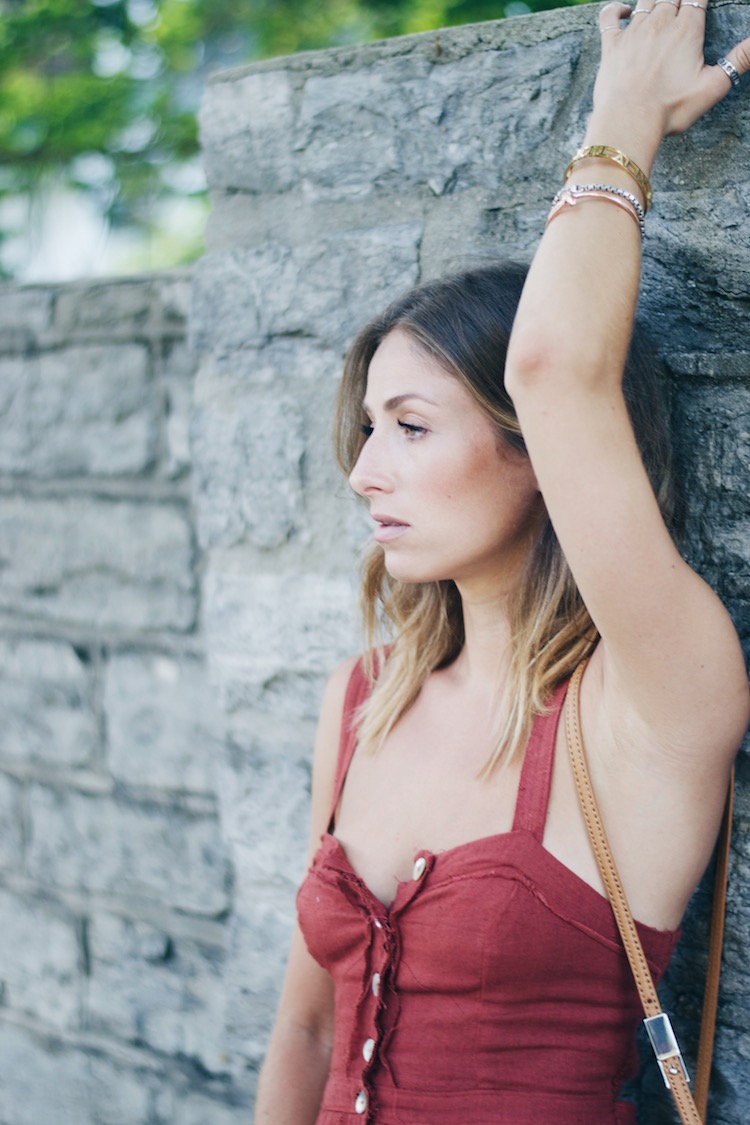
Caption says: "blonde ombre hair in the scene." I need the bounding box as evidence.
[335,264,679,775]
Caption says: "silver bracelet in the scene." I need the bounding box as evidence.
[551,183,646,237]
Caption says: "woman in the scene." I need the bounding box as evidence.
[254,4,750,1123]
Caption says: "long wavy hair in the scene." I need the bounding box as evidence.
[334,263,679,775]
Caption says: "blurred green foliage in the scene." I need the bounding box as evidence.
[0,0,588,274]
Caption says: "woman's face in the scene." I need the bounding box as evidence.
[349,329,545,594]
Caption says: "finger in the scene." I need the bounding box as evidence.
[727,38,750,78]
[599,1,632,35]
[651,0,681,16]
[685,39,750,124]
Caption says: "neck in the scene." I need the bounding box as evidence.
[448,580,515,694]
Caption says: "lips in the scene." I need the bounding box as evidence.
[372,513,410,544]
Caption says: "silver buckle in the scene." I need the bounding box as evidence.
[644,1013,690,1090]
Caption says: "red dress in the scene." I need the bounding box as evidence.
[297,661,679,1124]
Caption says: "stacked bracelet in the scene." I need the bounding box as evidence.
[547,184,646,238]
[563,145,652,212]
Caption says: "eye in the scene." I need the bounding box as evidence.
[398,421,426,437]
[359,423,373,438]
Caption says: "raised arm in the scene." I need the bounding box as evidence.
[505,5,750,772]
[253,657,357,1125]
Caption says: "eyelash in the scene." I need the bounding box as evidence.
[359,421,426,439]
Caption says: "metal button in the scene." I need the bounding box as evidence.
[371,972,381,997]
[413,856,427,880]
[355,1089,368,1114]
[363,1037,376,1062]
[373,918,383,929]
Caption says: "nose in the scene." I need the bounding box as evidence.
[349,433,393,498]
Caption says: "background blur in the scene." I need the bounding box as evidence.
[0,0,589,281]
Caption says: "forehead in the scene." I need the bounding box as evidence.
[365,329,457,402]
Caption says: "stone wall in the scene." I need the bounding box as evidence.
[0,275,243,1123]
[0,3,748,1123]
[193,3,750,1123]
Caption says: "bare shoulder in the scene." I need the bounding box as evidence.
[306,655,361,860]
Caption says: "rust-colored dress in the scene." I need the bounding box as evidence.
[297,661,679,1124]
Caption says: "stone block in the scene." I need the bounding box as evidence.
[104,652,221,793]
[673,386,750,516]
[643,190,750,352]
[54,279,156,337]
[0,1021,155,1125]
[0,345,156,477]
[86,911,228,1073]
[27,786,230,916]
[162,340,197,479]
[191,383,305,550]
[297,38,581,199]
[191,222,422,358]
[0,888,81,1029]
[220,750,310,885]
[0,497,196,632]
[204,570,358,716]
[200,70,296,192]
[171,1093,247,1125]
[221,888,297,1068]
[0,285,53,341]
[0,773,23,871]
[0,638,97,768]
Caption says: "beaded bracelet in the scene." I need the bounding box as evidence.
[547,184,645,239]
[563,145,652,213]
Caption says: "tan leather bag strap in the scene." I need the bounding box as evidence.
[565,661,733,1125]
[694,774,733,1119]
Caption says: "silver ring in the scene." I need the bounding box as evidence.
[717,56,741,88]
[681,2,707,8]
[631,6,651,13]
[601,22,621,29]
[654,0,680,8]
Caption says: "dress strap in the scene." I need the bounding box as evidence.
[327,657,375,831]
[511,677,571,842]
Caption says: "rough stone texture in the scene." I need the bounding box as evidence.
[1,4,749,1123]
[0,638,97,767]
[0,889,81,1030]
[26,785,229,915]
[104,652,223,793]
[0,496,196,632]
[0,274,241,1122]
[0,344,156,477]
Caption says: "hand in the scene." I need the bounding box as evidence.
[594,0,750,139]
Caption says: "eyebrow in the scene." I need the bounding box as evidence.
[362,392,439,414]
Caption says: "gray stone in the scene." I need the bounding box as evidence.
[104,652,222,793]
[0,888,80,1029]
[0,285,53,341]
[220,751,310,886]
[86,911,228,1073]
[200,70,296,192]
[162,340,197,479]
[0,638,97,768]
[191,222,422,358]
[54,279,156,337]
[0,345,156,477]
[0,497,196,632]
[191,385,306,550]
[221,889,297,1068]
[643,190,750,351]
[674,387,750,516]
[297,38,582,199]
[0,773,24,870]
[26,786,230,916]
[204,570,358,714]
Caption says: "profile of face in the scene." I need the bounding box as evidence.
[349,329,546,593]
